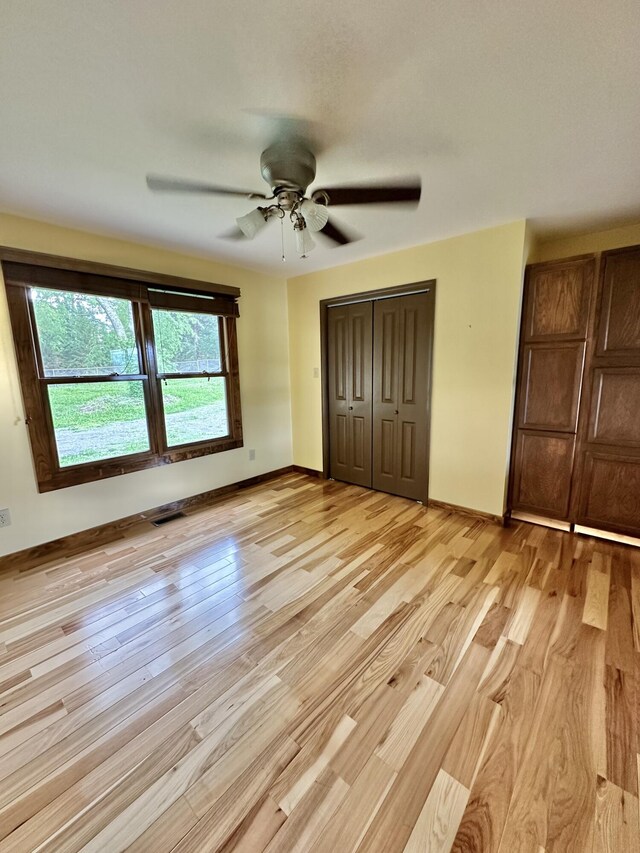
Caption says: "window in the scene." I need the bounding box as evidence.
[152,307,229,447]
[3,257,243,492]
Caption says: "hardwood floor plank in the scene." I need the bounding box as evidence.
[505,585,541,645]
[263,768,350,853]
[374,675,443,771]
[451,665,540,853]
[593,774,640,853]
[605,663,638,796]
[403,768,470,853]
[441,692,501,789]
[354,642,490,853]
[496,656,574,852]
[125,795,200,853]
[544,626,605,852]
[271,713,357,814]
[309,755,396,853]
[583,563,611,631]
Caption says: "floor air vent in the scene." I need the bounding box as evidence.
[151,511,186,527]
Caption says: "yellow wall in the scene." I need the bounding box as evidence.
[287,221,528,517]
[0,214,292,557]
[533,221,640,262]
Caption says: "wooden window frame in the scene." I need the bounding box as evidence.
[3,257,243,492]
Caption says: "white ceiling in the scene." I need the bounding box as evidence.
[1,0,640,276]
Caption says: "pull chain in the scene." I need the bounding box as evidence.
[281,216,286,262]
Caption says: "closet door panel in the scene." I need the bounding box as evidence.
[328,302,372,487]
[378,418,396,478]
[328,306,351,483]
[348,302,373,484]
[372,293,432,502]
[334,414,348,467]
[351,415,367,474]
[373,301,401,494]
[518,342,585,432]
[397,298,431,500]
[351,308,369,402]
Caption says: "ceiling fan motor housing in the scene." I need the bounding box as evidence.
[260,140,316,195]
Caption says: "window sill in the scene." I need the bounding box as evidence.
[36,438,244,492]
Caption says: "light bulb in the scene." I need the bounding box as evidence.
[235,207,267,239]
[299,199,329,232]
[295,225,315,257]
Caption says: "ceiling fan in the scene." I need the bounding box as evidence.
[146,138,420,258]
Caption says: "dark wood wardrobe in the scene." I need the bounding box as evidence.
[509,244,640,539]
[324,283,435,503]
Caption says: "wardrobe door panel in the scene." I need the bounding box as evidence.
[518,342,585,432]
[579,453,640,535]
[512,431,576,517]
[510,256,595,522]
[525,260,592,340]
[576,246,640,536]
[596,250,640,356]
[587,368,640,447]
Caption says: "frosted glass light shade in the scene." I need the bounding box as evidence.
[295,226,315,256]
[300,199,329,232]
[236,208,267,239]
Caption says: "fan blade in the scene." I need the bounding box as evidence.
[318,218,361,246]
[314,180,420,207]
[146,175,268,199]
[219,226,247,241]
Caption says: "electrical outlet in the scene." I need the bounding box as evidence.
[313,367,320,379]
[249,449,256,461]
[0,508,11,528]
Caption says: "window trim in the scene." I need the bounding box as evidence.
[3,258,243,493]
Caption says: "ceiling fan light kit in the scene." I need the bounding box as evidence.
[299,198,329,232]
[236,207,269,239]
[147,137,421,259]
[293,220,315,257]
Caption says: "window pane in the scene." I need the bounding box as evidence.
[161,377,228,446]
[48,381,150,466]
[32,288,140,377]
[153,309,222,374]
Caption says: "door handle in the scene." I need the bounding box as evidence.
[394,410,399,415]
[349,406,353,410]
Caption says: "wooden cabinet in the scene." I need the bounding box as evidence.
[510,246,640,538]
[575,246,640,536]
[510,256,594,521]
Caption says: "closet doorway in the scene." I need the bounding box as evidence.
[320,281,435,503]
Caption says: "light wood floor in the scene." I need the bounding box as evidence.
[0,472,638,852]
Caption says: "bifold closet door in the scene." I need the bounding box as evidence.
[327,301,373,487]
[372,293,432,502]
